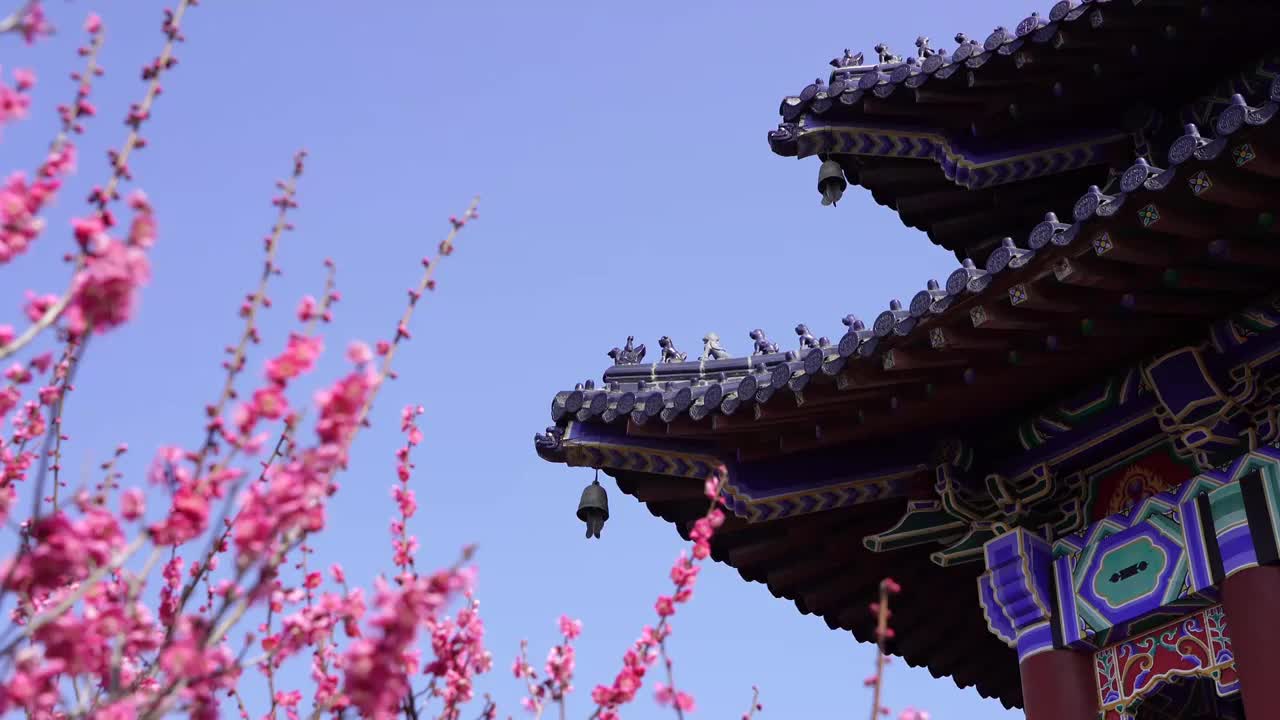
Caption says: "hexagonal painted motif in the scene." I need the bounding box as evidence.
[1137,204,1160,228]
[1073,513,1190,636]
[1092,536,1163,608]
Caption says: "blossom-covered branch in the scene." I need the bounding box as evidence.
[0,1,191,360]
[0,6,791,719]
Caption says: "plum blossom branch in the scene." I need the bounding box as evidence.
[741,685,763,720]
[5,532,146,646]
[391,404,422,575]
[32,335,85,518]
[141,203,479,719]
[354,197,480,433]
[586,469,730,720]
[194,149,308,478]
[0,7,790,714]
[513,616,579,718]
[866,577,899,720]
[862,578,930,720]
[172,259,336,625]
[0,1,194,360]
[0,1,49,43]
[0,12,105,267]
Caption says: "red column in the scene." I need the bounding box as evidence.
[1222,565,1280,718]
[1019,649,1098,720]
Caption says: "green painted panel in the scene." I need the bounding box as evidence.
[1092,537,1168,608]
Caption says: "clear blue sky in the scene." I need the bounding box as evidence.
[8,1,1037,717]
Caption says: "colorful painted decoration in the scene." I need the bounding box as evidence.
[1093,231,1114,256]
[1138,203,1161,227]
[1095,605,1238,720]
[1188,170,1213,195]
[1090,446,1196,520]
[1073,510,1198,643]
[1232,143,1257,167]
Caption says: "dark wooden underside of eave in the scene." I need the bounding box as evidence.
[842,157,1111,263]
[612,470,1025,710]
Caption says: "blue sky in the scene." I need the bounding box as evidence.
[6,1,1039,717]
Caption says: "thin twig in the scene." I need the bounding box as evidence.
[743,686,762,719]
[44,336,87,514]
[192,150,307,480]
[354,197,480,432]
[870,581,889,720]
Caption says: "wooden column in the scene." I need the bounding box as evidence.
[1222,565,1280,718]
[1019,649,1098,720]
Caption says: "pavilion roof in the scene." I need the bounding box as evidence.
[542,82,1280,455]
[766,0,1280,260]
[533,82,1280,707]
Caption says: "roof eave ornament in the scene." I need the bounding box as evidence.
[915,36,937,58]
[607,335,646,365]
[873,42,902,65]
[701,332,731,361]
[749,329,779,355]
[534,425,566,463]
[830,48,866,69]
[658,336,688,363]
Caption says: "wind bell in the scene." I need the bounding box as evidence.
[577,469,609,539]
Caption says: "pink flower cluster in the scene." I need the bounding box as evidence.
[146,448,240,546]
[513,614,580,714]
[156,616,240,720]
[0,146,74,266]
[391,404,423,573]
[225,331,321,448]
[0,66,34,133]
[15,2,52,44]
[422,595,493,718]
[64,192,156,337]
[341,569,475,719]
[0,16,104,270]
[1,494,122,599]
[0,349,58,524]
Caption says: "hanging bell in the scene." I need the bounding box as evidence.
[818,159,847,207]
[577,478,609,539]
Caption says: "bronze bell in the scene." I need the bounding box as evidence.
[818,159,847,207]
[577,478,609,539]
